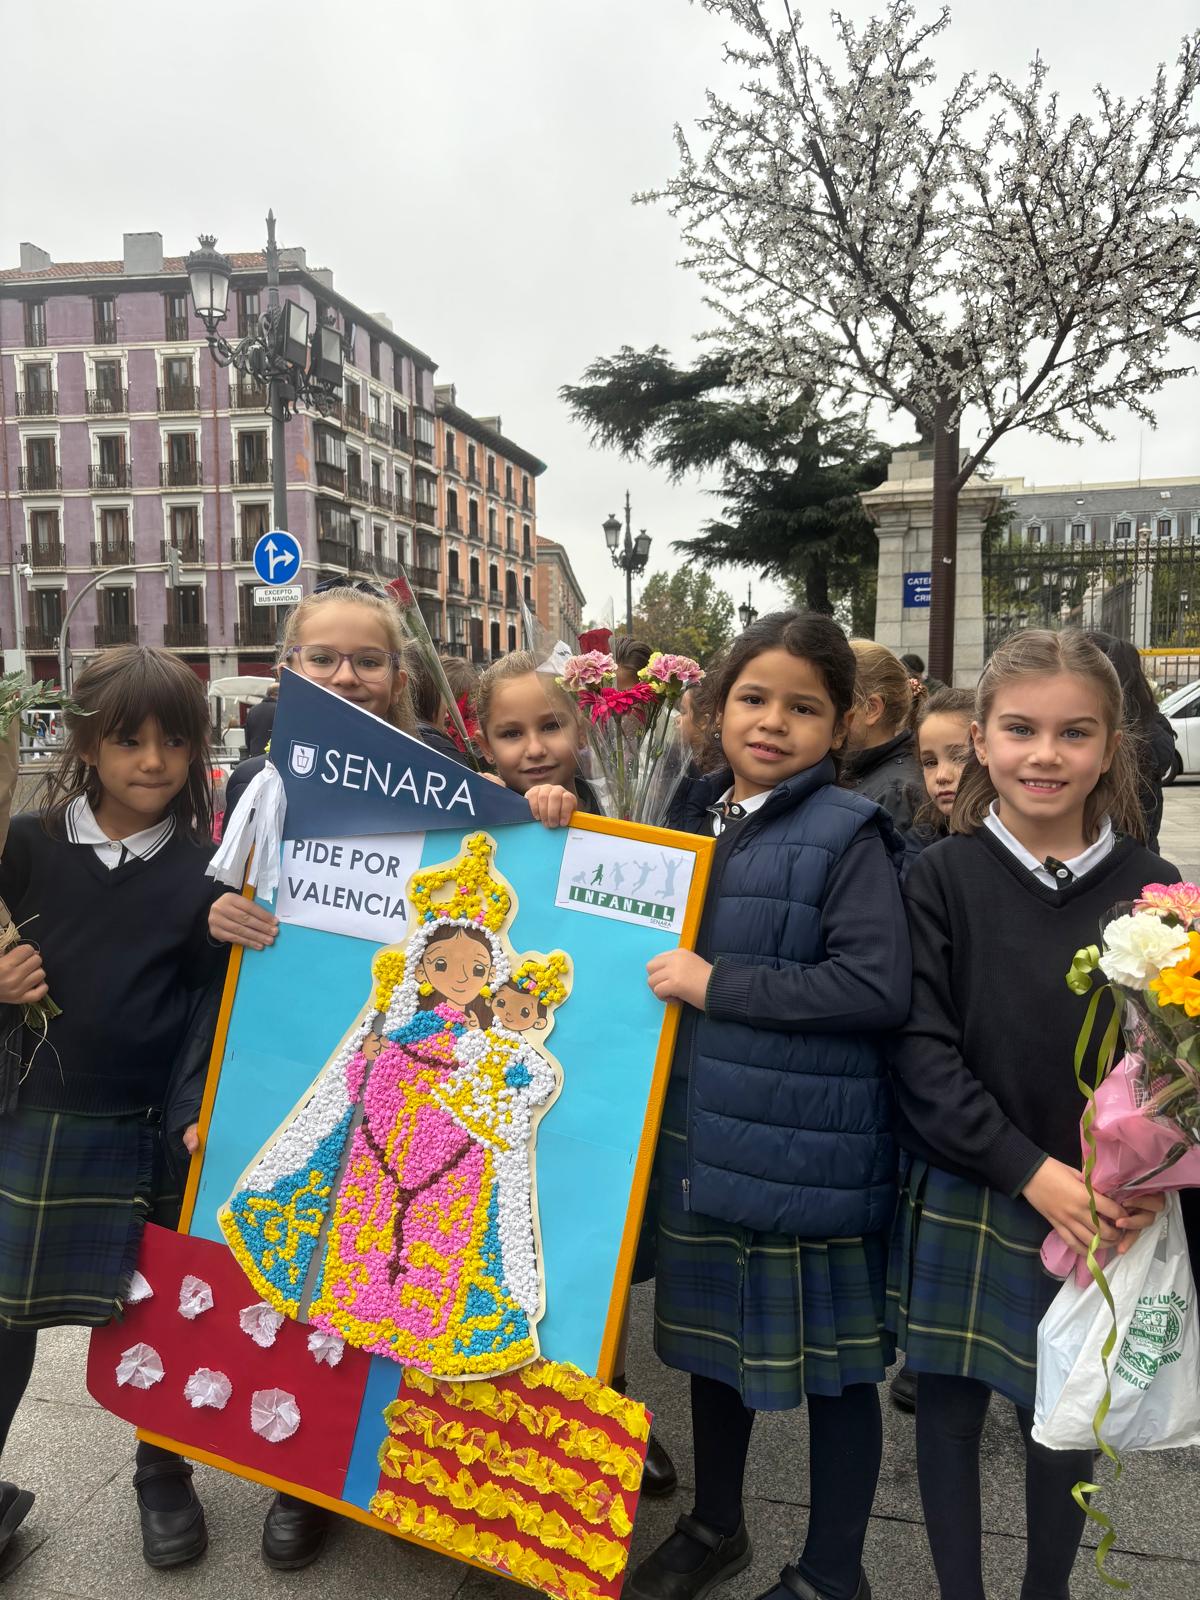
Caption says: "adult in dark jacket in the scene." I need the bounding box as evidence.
[242,685,277,758]
[629,611,911,1600]
[843,640,926,833]
[1087,632,1176,850]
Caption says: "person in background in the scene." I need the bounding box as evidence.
[1086,632,1177,851]
[888,628,1173,1600]
[900,651,945,693]
[242,683,278,759]
[400,642,470,764]
[843,641,927,834]
[438,653,481,757]
[614,636,653,690]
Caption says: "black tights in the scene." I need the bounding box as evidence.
[0,1329,38,1460]
[687,1372,882,1600]
[916,1373,1093,1600]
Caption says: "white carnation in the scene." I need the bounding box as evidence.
[1097,913,1190,988]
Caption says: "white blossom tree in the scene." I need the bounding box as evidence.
[645,1,1200,675]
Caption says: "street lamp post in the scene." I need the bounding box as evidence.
[602,492,651,633]
[738,583,758,630]
[186,211,346,533]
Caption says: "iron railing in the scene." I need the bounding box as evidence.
[160,460,202,487]
[87,388,128,415]
[16,391,56,417]
[94,621,138,645]
[231,458,272,486]
[91,538,134,566]
[21,541,64,569]
[163,622,208,648]
[158,385,200,412]
[18,465,61,492]
[89,464,132,490]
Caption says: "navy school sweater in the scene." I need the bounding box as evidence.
[891,828,1179,1197]
[0,814,224,1116]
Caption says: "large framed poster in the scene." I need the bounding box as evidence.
[88,676,713,1599]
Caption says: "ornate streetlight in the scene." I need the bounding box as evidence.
[603,492,652,632]
[738,583,758,629]
[186,210,345,531]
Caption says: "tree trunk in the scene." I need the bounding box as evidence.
[928,398,960,684]
[805,559,832,616]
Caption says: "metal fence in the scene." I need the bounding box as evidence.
[984,535,1200,660]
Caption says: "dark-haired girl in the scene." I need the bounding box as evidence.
[623,612,911,1600]
[0,646,222,1568]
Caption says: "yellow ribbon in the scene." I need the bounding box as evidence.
[1066,945,1101,996]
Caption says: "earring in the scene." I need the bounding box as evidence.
[418,980,434,997]
[711,725,723,744]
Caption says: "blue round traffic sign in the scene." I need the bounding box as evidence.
[252,529,303,587]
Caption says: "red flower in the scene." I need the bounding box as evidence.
[446,693,481,755]
[579,684,658,726]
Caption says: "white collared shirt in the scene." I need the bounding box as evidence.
[65,794,176,870]
[984,801,1114,888]
[708,785,773,836]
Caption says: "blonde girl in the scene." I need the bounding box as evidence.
[474,651,599,812]
[843,640,925,833]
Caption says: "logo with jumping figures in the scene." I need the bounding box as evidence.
[288,740,319,778]
[1116,1291,1188,1390]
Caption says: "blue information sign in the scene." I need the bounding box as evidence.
[903,571,932,608]
[252,530,302,587]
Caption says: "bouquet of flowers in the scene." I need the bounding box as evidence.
[1048,881,1200,1283]
[557,650,704,825]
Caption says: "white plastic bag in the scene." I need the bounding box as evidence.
[1034,1194,1200,1452]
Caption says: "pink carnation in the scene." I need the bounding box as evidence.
[642,652,705,691]
[558,651,615,691]
[1134,882,1200,923]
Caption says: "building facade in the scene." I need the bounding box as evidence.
[0,232,546,683]
[535,536,586,644]
[996,474,1200,546]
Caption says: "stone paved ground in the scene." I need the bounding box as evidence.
[3,787,1199,1600]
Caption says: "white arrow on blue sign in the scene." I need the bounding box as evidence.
[252,530,303,587]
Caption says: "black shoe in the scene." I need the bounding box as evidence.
[640,1430,679,1498]
[0,1482,35,1561]
[889,1363,917,1413]
[776,1564,871,1600]
[133,1459,207,1569]
[626,1512,752,1600]
[261,1492,330,1571]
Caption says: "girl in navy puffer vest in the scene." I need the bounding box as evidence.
[628,614,911,1600]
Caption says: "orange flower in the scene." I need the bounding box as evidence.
[1148,931,1200,1017]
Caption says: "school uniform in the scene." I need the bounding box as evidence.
[0,802,222,1331]
[887,812,1178,1406]
[843,729,926,834]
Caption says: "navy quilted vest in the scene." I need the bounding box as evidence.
[674,759,900,1240]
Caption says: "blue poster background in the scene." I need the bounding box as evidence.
[192,820,688,1379]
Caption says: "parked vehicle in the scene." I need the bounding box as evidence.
[1161,680,1200,782]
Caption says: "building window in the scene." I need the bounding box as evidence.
[242,503,270,542]
[28,509,61,567]
[160,356,196,411]
[34,587,63,636]
[469,555,481,595]
[446,488,459,531]
[94,434,128,489]
[504,465,514,501]
[448,549,460,582]
[490,620,501,657]
[370,338,381,380]
[488,507,497,541]
[1114,519,1132,541]
[1069,521,1090,544]
[468,499,479,537]
[486,455,497,493]
[164,292,189,341]
[93,296,118,344]
[318,501,352,544]
[467,443,478,483]
[23,301,47,347]
[99,506,131,560]
[1024,524,1042,545]
[237,430,269,484]
[413,408,435,462]
[523,573,533,604]
[1157,517,1174,541]
[393,404,409,447]
[507,623,517,652]
[91,358,125,414]
[522,522,532,559]
[164,431,199,486]
[521,474,531,509]
[170,505,200,560]
[22,436,58,492]
[237,289,260,337]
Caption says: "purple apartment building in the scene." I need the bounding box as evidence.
[0,231,547,686]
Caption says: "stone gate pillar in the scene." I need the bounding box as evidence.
[860,448,1000,689]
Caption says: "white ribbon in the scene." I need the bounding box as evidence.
[208,762,287,900]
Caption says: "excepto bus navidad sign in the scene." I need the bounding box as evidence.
[253,584,303,607]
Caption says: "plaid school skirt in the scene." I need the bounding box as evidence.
[886,1156,1059,1410]
[0,1105,175,1332]
[652,1078,895,1411]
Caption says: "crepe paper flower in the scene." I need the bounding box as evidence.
[250,1388,301,1443]
[125,1270,153,1305]
[307,1330,345,1367]
[639,652,705,693]
[239,1301,286,1349]
[184,1368,232,1410]
[558,651,615,691]
[1134,882,1200,923]
[116,1342,164,1390]
[1096,913,1190,988]
[178,1275,214,1320]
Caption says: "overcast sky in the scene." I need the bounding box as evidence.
[2,0,1197,626]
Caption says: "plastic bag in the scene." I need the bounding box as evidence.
[1034,1194,1200,1452]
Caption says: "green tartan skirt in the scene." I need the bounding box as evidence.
[0,1105,173,1331]
[652,1078,895,1411]
[886,1156,1058,1410]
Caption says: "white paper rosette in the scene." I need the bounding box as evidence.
[307,1329,344,1367]
[116,1342,164,1390]
[184,1368,232,1410]
[178,1275,214,1320]
[239,1301,285,1349]
[125,1270,153,1305]
[250,1388,301,1443]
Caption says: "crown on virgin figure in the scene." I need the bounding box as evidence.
[509,951,571,1008]
[408,832,511,934]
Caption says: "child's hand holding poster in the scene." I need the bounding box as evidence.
[88,673,713,1600]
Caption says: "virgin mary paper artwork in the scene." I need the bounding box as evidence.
[219,833,572,1382]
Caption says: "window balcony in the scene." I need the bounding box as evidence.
[89,465,132,490]
[469,581,483,600]
[487,478,499,496]
[414,439,434,464]
[347,478,371,506]
[25,623,60,651]
[317,539,351,568]
[91,538,134,566]
[230,533,264,563]
[443,452,460,477]
[522,493,533,510]
[448,577,464,596]
[21,540,64,569]
[446,513,462,534]
[467,523,482,542]
[393,427,413,453]
[354,551,398,579]
[237,310,261,338]
[370,485,393,511]
[93,322,119,346]
[235,618,277,647]
[160,460,202,487]
[504,489,516,505]
[466,468,481,485]
[231,458,272,486]
[414,501,437,526]
[94,621,138,645]
[488,588,503,606]
[87,388,128,415]
[23,322,48,349]
[157,384,200,412]
[16,391,57,417]
[344,406,366,435]
[165,316,189,341]
[230,381,268,410]
[162,535,204,565]
[18,466,61,492]
[394,494,414,520]
[369,419,391,446]
[316,461,345,492]
[163,621,208,648]
[412,565,440,591]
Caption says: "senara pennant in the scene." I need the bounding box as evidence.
[270,673,529,840]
